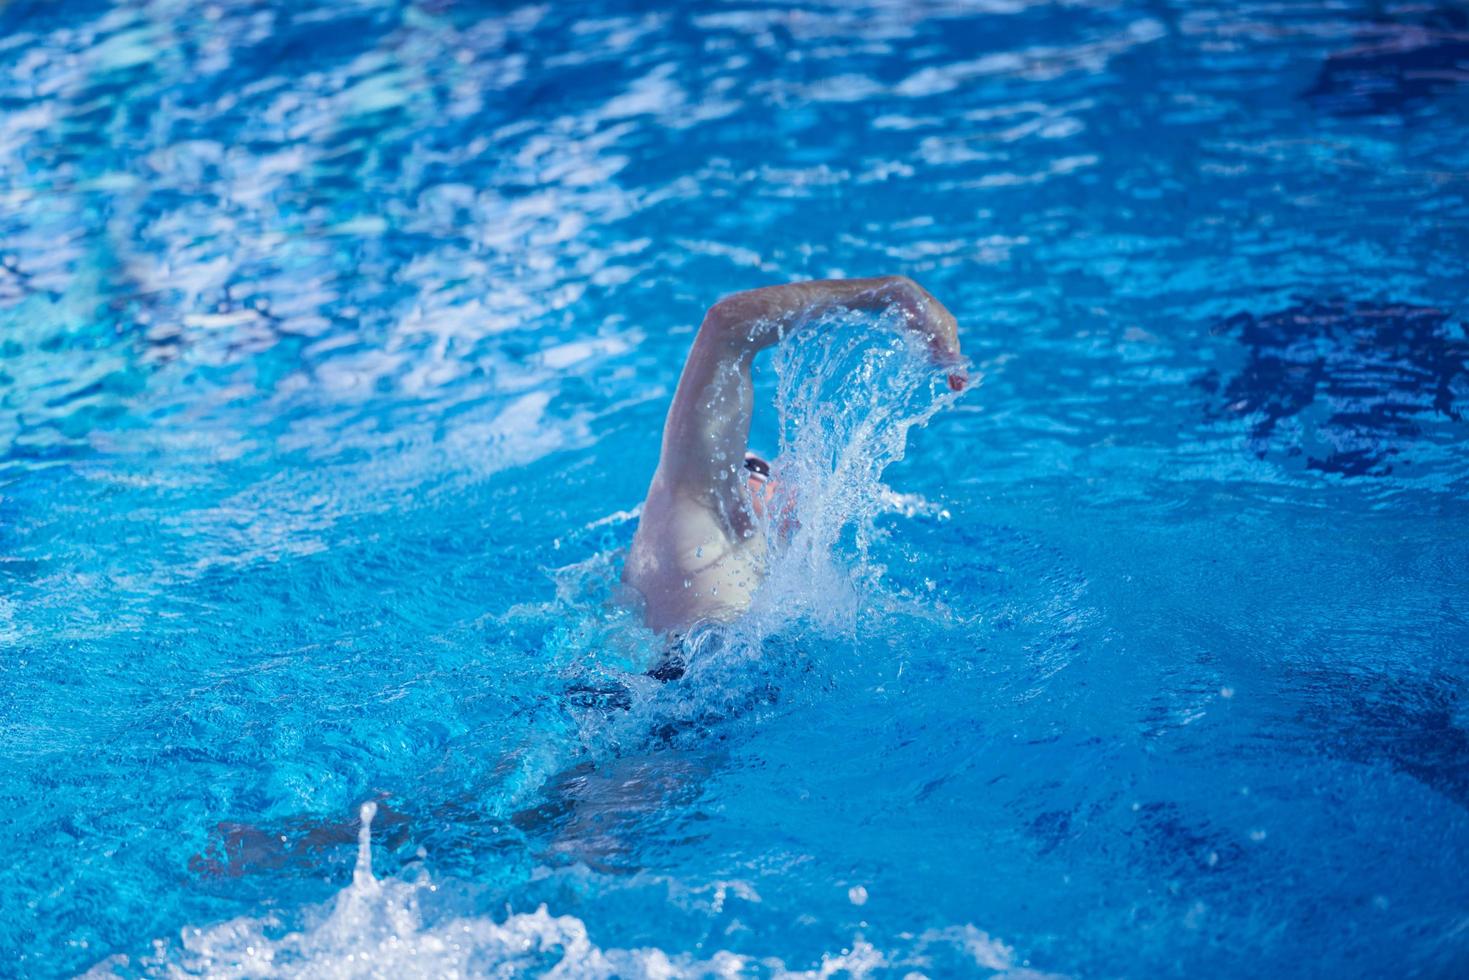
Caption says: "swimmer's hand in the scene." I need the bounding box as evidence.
[874,277,965,390]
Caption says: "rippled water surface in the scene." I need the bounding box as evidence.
[2,0,1468,976]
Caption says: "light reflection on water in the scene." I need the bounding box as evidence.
[2,0,1468,976]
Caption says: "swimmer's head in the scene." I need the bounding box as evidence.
[744,452,776,515]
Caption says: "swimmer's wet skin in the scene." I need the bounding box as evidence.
[622,276,964,637]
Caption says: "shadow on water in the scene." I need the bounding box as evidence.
[1198,299,1468,476]
[1304,4,1469,116]
[1286,666,1469,810]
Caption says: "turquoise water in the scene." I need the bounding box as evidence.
[2,0,1468,976]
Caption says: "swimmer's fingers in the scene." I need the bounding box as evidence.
[918,318,967,391]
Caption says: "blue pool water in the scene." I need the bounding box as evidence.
[2,0,1468,976]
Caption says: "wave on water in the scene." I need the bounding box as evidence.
[88,802,1053,979]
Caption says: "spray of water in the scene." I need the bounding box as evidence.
[104,803,1044,979]
[689,308,966,677]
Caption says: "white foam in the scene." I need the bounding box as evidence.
[94,801,1058,979]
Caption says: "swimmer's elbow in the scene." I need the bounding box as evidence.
[883,275,922,303]
[701,295,762,351]
[702,286,809,351]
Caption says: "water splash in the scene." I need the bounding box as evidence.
[748,309,965,637]
[98,800,1052,979]
[117,803,708,978]
[351,802,378,893]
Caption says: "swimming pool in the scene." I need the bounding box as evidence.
[2,0,1467,975]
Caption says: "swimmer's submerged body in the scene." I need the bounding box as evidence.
[623,276,965,637]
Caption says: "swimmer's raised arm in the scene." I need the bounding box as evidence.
[656,276,963,502]
[625,276,962,635]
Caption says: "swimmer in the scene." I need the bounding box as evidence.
[623,276,964,637]
[189,282,965,877]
